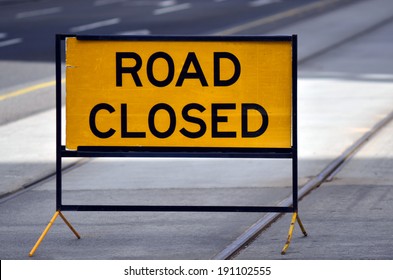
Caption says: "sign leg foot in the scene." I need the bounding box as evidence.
[281,212,307,255]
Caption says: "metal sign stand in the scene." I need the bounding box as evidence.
[29,34,306,257]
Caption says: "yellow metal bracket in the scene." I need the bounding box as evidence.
[281,212,307,255]
[29,210,80,257]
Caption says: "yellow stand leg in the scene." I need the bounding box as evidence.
[29,210,80,257]
[281,212,307,255]
[58,211,81,239]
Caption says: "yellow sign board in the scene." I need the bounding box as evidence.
[65,37,293,150]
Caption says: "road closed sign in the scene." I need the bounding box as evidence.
[65,36,294,151]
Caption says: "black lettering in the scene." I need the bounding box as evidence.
[148,103,176,138]
[121,104,146,138]
[214,52,241,86]
[176,52,208,87]
[180,103,207,138]
[147,52,175,87]
[211,103,236,138]
[116,52,142,87]
[241,103,269,137]
[89,103,116,138]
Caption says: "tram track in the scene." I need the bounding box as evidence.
[0,158,90,202]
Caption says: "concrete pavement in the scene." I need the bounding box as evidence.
[1,0,393,259]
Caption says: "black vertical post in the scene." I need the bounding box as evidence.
[292,34,298,213]
[55,34,62,211]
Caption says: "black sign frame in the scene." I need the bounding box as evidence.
[55,34,298,214]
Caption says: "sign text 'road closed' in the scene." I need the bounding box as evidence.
[65,37,293,150]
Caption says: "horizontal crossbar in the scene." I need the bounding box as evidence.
[60,205,294,213]
[61,146,294,159]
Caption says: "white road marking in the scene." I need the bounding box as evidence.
[16,7,62,19]
[116,29,151,35]
[153,3,191,15]
[70,18,121,32]
[0,38,23,48]
[0,33,7,39]
[249,0,281,7]
[94,0,125,6]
